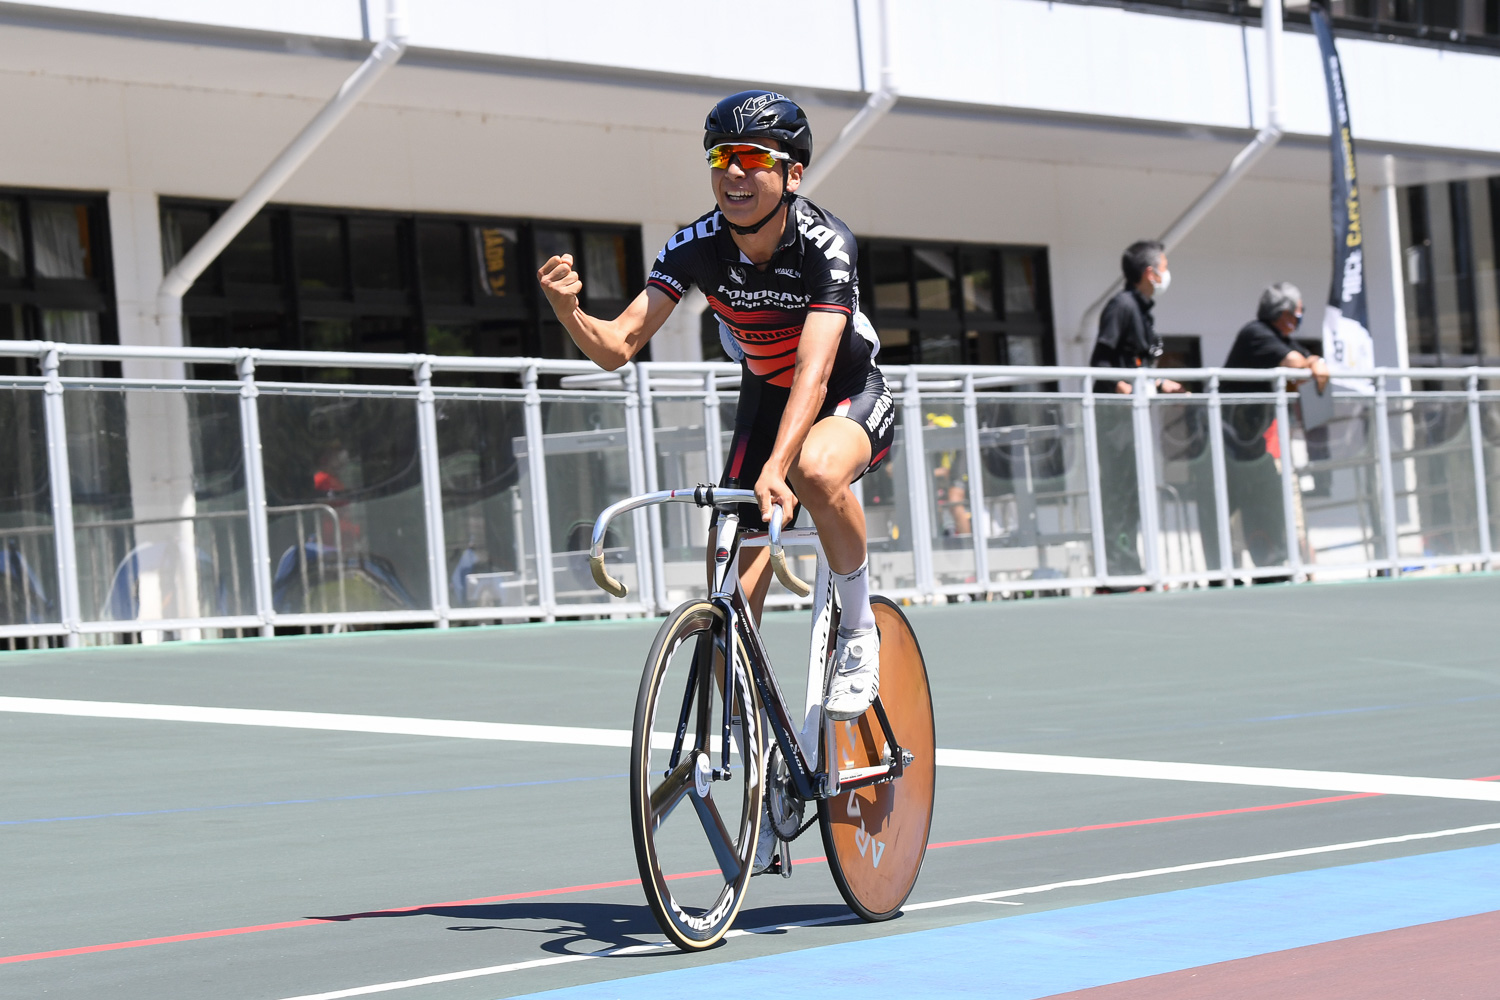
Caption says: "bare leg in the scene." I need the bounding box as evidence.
[787,417,872,576]
[738,545,772,622]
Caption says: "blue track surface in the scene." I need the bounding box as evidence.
[518,842,1500,999]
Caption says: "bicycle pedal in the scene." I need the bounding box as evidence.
[754,851,791,878]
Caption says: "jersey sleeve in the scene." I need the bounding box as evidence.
[645,218,712,303]
[798,215,857,317]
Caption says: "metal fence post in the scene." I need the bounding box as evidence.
[901,372,935,597]
[1205,375,1235,583]
[703,369,724,474]
[1132,373,1162,589]
[1081,378,1108,588]
[1467,373,1494,570]
[413,359,450,627]
[1372,375,1402,574]
[523,365,556,621]
[41,347,81,645]
[961,374,990,592]
[622,365,654,614]
[1274,373,1304,581]
[236,354,276,636]
[637,364,668,613]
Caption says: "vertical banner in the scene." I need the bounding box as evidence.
[1311,4,1374,375]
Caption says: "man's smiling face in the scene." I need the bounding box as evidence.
[711,139,801,228]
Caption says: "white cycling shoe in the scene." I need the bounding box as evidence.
[753,805,777,874]
[823,627,881,721]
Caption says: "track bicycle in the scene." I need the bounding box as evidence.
[588,486,936,950]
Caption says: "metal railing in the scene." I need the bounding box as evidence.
[0,339,1495,645]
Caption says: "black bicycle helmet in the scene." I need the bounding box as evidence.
[703,90,814,168]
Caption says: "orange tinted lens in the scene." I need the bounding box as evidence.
[706,144,780,170]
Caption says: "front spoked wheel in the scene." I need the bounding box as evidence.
[819,596,936,920]
[630,600,764,951]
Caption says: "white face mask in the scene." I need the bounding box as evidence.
[1151,268,1172,295]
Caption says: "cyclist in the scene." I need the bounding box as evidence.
[536,90,893,727]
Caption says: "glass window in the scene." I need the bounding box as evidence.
[921,328,963,364]
[968,328,1002,366]
[1001,250,1039,317]
[878,326,913,365]
[161,206,212,273]
[294,215,346,293]
[161,200,642,366]
[860,238,1053,370]
[303,319,353,352]
[32,201,92,279]
[473,226,517,299]
[533,228,577,269]
[418,220,468,302]
[350,216,403,290]
[41,310,101,345]
[0,199,24,279]
[870,245,910,311]
[223,213,277,285]
[583,230,628,301]
[0,190,115,376]
[960,248,994,314]
[354,316,416,355]
[1401,175,1500,364]
[913,248,955,310]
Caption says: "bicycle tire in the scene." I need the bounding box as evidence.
[818,596,936,921]
[630,599,764,950]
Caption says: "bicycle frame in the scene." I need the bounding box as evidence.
[590,486,910,805]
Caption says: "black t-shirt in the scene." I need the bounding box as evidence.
[646,195,871,395]
[1221,319,1297,459]
[1090,288,1160,389]
[1221,320,1295,393]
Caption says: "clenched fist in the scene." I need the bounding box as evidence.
[537,254,582,316]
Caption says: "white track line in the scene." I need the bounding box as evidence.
[4,696,1500,802]
[271,820,1500,1000]
[932,748,1500,802]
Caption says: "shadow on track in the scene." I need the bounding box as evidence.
[308,900,859,955]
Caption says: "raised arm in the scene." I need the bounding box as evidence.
[537,254,676,371]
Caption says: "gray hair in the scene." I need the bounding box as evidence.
[1257,282,1302,324]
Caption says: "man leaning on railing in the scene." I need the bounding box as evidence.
[1210,281,1327,577]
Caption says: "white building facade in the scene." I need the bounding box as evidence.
[0,0,1497,640]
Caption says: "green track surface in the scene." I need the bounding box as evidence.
[3,575,1498,999]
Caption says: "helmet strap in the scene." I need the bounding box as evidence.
[725,168,793,237]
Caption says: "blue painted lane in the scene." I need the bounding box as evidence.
[516,842,1500,999]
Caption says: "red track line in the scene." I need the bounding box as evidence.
[924,792,1383,850]
[0,921,325,965]
[7,777,1496,966]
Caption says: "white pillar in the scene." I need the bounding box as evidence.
[109,190,200,638]
[1364,156,1409,369]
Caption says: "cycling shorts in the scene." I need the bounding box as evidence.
[718,362,895,530]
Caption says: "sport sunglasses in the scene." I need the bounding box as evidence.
[705,143,792,170]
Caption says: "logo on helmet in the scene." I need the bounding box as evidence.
[732,92,787,133]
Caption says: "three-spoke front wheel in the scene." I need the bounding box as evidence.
[629,600,764,951]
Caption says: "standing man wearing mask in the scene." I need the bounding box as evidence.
[1088,240,1185,584]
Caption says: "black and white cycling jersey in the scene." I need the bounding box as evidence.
[647,195,879,393]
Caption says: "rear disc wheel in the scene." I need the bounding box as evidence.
[819,596,936,920]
